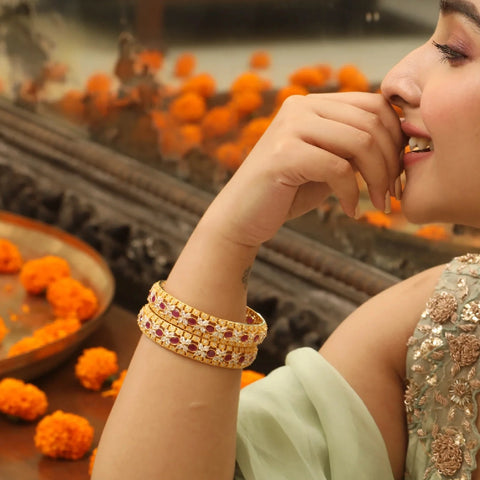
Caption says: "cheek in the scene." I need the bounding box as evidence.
[422,73,480,147]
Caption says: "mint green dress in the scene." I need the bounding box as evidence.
[405,254,480,480]
[235,347,394,479]
[235,254,480,480]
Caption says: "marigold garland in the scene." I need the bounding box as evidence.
[34,410,94,460]
[249,50,271,70]
[201,106,238,139]
[337,64,370,92]
[169,92,207,123]
[86,73,112,95]
[239,117,271,151]
[75,347,119,391]
[215,142,244,171]
[181,73,216,98]
[174,53,196,78]
[289,66,327,89]
[230,72,271,95]
[0,378,48,421]
[46,277,98,321]
[230,90,263,117]
[0,238,23,273]
[20,255,70,295]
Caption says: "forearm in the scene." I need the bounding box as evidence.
[92,213,259,480]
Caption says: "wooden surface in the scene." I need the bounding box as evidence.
[0,304,140,480]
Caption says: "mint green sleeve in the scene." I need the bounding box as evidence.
[235,347,395,480]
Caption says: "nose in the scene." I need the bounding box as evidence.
[380,44,426,110]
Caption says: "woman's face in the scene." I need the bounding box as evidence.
[381,0,480,227]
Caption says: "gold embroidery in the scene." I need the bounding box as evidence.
[405,256,480,480]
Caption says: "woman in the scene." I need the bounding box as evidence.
[92,1,480,478]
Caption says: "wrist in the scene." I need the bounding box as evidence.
[164,216,260,323]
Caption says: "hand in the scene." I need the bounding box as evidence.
[205,92,405,248]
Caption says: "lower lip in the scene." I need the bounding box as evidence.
[403,150,433,167]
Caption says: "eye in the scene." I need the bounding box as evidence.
[432,40,468,65]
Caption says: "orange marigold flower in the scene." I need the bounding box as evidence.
[0,378,48,421]
[102,369,127,398]
[241,370,265,389]
[46,277,98,321]
[230,72,271,95]
[275,84,309,107]
[33,317,82,344]
[75,347,119,391]
[390,196,402,214]
[362,211,393,228]
[86,73,112,95]
[239,117,271,150]
[249,50,271,70]
[0,238,22,273]
[337,64,370,92]
[316,63,334,81]
[0,316,8,343]
[230,90,263,117]
[178,124,203,154]
[136,49,164,74]
[289,66,327,89]
[20,255,70,295]
[174,53,196,78]
[7,336,44,357]
[35,410,94,460]
[150,110,169,130]
[181,73,216,98]
[215,142,245,171]
[89,447,98,475]
[415,225,450,241]
[201,106,238,139]
[57,90,86,123]
[169,92,207,123]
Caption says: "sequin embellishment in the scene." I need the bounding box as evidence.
[405,256,480,480]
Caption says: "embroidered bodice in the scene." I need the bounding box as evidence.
[406,254,480,480]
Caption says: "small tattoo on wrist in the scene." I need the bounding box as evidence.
[241,266,252,290]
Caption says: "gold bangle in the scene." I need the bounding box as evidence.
[138,305,258,369]
[147,281,267,348]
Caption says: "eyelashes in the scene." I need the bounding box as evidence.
[432,40,468,65]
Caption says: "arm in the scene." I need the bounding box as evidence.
[92,92,404,480]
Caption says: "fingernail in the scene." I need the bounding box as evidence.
[395,177,403,201]
[384,191,391,214]
[354,205,361,220]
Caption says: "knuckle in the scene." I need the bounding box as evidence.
[329,157,353,178]
[356,130,375,150]
[281,94,305,111]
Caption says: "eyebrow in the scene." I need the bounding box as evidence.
[440,0,480,30]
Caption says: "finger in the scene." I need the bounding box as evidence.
[285,110,389,210]
[318,92,404,153]
[307,98,401,196]
[279,139,360,218]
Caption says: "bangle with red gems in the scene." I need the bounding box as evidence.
[147,281,268,348]
[137,305,259,369]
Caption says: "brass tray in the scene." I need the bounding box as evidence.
[0,211,115,381]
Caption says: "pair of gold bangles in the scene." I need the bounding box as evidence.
[137,281,268,369]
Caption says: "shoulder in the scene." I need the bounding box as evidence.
[321,263,447,378]
[319,263,448,477]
